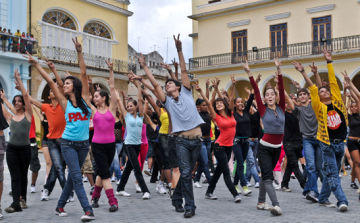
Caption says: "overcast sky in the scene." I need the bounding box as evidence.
[128,0,193,64]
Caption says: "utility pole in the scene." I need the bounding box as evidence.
[164,37,170,63]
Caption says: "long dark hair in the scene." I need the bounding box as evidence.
[12,95,25,106]
[97,89,109,106]
[65,76,89,116]
[213,98,232,117]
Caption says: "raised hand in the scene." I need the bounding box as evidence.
[220,89,229,98]
[96,84,101,91]
[88,76,93,85]
[274,57,282,68]
[105,59,114,71]
[341,70,351,83]
[171,58,178,68]
[292,61,305,72]
[230,74,236,85]
[241,60,251,73]
[159,62,171,71]
[72,37,82,53]
[14,68,21,81]
[309,61,318,74]
[23,51,38,65]
[323,48,332,62]
[244,86,250,94]
[291,80,301,89]
[256,74,262,84]
[128,70,142,81]
[173,34,182,52]
[192,82,202,92]
[115,89,121,100]
[273,74,279,83]
[215,76,221,87]
[205,78,210,87]
[64,71,71,77]
[43,57,55,69]
[343,81,350,90]
[135,53,147,67]
[211,79,217,90]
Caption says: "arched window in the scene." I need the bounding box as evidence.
[42,11,76,30]
[83,22,111,39]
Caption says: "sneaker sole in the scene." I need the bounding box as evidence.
[205,197,217,200]
[339,205,348,211]
[55,212,68,217]
[243,191,252,196]
[306,195,318,203]
[41,198,49,201]
[270,209,282,215]
[144,171,151,176]
[234,199,241,203]
[81,216,95,222]
[319,204,336,208]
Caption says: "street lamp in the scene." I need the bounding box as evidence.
[164,37,170,63]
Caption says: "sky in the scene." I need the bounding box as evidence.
[128,0,193,64]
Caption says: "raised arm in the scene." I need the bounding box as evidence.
[138,85,144,117]
[284,90,295,111]
[194,83,216,119]
[23,52,67,111]
[309,62,321,88]
[105,60,118,117]
[342,70,360,99]
[32,104,44,121]
[28,94,43,109]
[143,90,161,118]
[242,60,266,117]
[136,53,167,103]
[205,78,210,99]
[115,89,127,117]
[292,61,313,88]
[14,68,33,121]
[274,58,285,112]
[43,58,64,94]
[172,58,179,81]
[173,34,190,90]
[160,62,177,80]
[323,49,342,102]
[1,104,11,123]
[0,90,16,114]
[229,74,236,111]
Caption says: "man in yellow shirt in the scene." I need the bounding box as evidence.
[292,49,348,212]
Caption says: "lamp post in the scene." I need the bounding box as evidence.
[164,37,170,63]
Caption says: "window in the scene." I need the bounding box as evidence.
[82,22,113,58]
[270,23,287,59]
[312,15,331,53]
[83,23,111,39]
[42,11,76,30]
[231,30,247,63]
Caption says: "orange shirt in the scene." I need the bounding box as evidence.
[213,113,236,147]
[41,103,66,139]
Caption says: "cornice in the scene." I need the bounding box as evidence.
[80,0,133,16]
[265,12,290,21]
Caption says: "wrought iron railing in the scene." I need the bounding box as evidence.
[35,46,136,74]
[189,35,360,69]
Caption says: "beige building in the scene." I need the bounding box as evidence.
[188,0,360,99]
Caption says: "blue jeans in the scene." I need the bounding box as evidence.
[303,137,323,196]
[172,137,201,210]
[44,139,66,195]
[318,142,348,207]
[109,142,123,180]
[232,139,249,187]
[245,145,260,183]
[57,139,92,213]
[249,140,260,172]
[194,138,212,182]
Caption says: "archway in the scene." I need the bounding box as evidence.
[351,73,360,92]
[261,75,295,95]
[233,80,252,99]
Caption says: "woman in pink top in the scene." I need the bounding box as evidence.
[89,60,118,212]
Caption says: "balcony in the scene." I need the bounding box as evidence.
[189,35,360,70]
[35,46,136,74]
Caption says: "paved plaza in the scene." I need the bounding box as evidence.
[1,154,360,223]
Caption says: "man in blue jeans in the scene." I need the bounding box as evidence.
[291,88,323,202]
[132,34,204,218]
[293,49,348,211]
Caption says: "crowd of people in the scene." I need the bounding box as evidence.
[0,28,36,53]
[0,34,358,221]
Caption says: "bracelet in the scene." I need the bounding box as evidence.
[206,85,209,88]
[139,77,143,82]
[299,69,305,73]
[177,48,182,52]
[327,60,333,64]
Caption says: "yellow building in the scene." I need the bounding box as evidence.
[27,0,134,142]
[188,0,360,99]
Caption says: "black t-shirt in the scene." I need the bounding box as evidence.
[199,111,211,137]
[283,111,302,141]
[234,94,254,137]
[41,121,49,141]
[146,112,159,140]
[327,103,347,140]
[348,113,360,137]
[114,120,123,143]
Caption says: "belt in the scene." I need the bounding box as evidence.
[177,134,201,140]
[234,138,249,143]
[329,138,344,144]
[348,138,360,144]
[283,140,302,145]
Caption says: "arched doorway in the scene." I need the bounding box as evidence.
[352,73,360,91]
[233,79,252,99]
[261,75,295,95]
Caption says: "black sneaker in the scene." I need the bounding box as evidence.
[109,205,118,212]
[319,201,336,208]
[91,198,99,208]
[351,182,359,189]
[306,191,318,203]
[55,207,68,217]
[205,193,217,200]
[202,179,209,184]
[81,211,95,222]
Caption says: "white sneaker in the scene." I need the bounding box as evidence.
[155,183,162,191]
[339,204,348,212]
[246,182,253,187]
[66,195,74,203]
[274,184,281,190]
[158,186,167,194]
[142,192,150,200]
[257,202,271,210]
[30,185,36,193]
[116,191,131,197]
[201,173,205,178]
[83,176,88,182]
[41,189,49,201]
[254,182,260,188]
[111,177,116,182]
[194,182,202,188]
[117,180,120,185]
[357,188,360,194]
[135,183,142,193]
[270,206,282,215]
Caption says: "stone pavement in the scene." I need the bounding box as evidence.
[1,154,360,223]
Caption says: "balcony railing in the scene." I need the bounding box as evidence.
[35,46,136,74]
[189,35,360,70]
